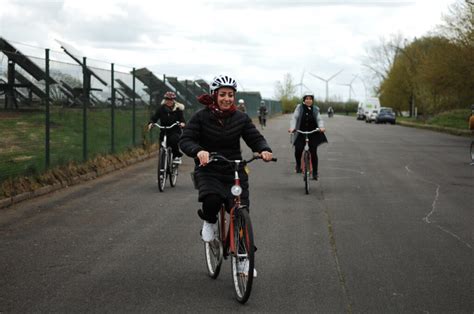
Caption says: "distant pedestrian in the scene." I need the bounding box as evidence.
[258,100,268,128]
[237,99,247,113]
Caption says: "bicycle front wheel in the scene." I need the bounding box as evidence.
[204,211,223,279]
[158,149,167,192]
[470,141,474,163]
[169,151,179,187]
[303,151,310,194]
[231,207,255,304]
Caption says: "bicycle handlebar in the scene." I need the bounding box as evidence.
[208,152,277,165]
[296,128,320,135]
[153,121,181,129]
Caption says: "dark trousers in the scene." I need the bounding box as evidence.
[294,136,319,175]
[202,194,223,223]
[160,132,182,157]
[202,193,250,223]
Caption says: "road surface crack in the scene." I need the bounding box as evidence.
[405,165,472,249]
[319,186,353,313]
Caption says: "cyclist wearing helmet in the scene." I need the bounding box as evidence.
[148,91,186,163]
[258,100,268,128]
[179,75,273,250]
[288,92,327,180]
[237,99,247,113]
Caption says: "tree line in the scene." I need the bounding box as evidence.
[364,0,474,117]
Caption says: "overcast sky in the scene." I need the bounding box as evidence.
[0,0,457,101]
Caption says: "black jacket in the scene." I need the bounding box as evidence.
[179,108,271,162]
[179,107,272,203]
[150,104,185,131]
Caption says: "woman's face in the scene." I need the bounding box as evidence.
[164,98,174,107]
[304,96,314,106]
[216,87,235,110]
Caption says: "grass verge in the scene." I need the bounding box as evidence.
[0,145,158,208]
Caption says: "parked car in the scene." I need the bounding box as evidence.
[375,107,396,124]
[365,110,379,123]
[357,97,381,120]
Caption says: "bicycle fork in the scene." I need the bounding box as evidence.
[302,136,312,173]
[160,134,168,176]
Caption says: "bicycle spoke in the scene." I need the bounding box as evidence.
[231,209,254,304]
[204,211,223,279]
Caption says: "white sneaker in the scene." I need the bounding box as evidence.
[173,157,182,164]
[237,259,257,277]
[201,221,217,242]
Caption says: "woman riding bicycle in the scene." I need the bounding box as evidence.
[288,92,327,180]
[179,75,273,248]
[148,91,186,163]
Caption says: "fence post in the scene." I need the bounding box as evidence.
[111,63,115,153]
[82,57,88,161]
[45,48,50,169]
[148,72,153,144]
[132,67,136,146]
[184,79,188,105]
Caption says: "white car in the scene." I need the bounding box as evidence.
[365,110,379,123]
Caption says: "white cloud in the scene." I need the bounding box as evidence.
[0,0,457,99]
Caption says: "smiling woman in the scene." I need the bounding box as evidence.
[179,74,273,238]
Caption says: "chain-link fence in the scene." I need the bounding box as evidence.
[0,39,282,183]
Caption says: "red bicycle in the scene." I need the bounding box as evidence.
[296,128,320,194]
[200,153,276,303]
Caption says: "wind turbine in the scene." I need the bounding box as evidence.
[339,75,358,101]
[308,69,343,103]
[299,70,305,97]
[294,82,314,96]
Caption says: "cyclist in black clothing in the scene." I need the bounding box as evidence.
[148,91,186,163]
[258,100,268,127]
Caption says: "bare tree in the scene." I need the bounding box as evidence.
[437,0,474,47]
[274,73,297,100]
[362,33,405,94]
[274,73,299,113]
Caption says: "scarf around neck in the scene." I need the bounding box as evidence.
[197,94,237,119]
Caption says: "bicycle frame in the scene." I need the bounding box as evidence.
[213,158,245,257]
[153,122,180,191]
[296,128,320,170]
[202,153,276,303]
[153,122,180,150]
[296,128,320,194]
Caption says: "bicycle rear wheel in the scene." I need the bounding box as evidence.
[158,149,167,192]
[231,207,255,304]
[204,211,223,279]
[303,151,310,194]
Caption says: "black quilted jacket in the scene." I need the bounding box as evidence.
[179,108,271,162]
[179,107,272,203]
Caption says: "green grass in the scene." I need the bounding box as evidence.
[0,107,154,182]
[398,109,471,130]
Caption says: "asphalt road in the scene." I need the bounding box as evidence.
[1,114,472,313]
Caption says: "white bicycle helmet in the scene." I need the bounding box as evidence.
[238,99,245,104]
[210,75,238,93]
[302,92,314,100]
